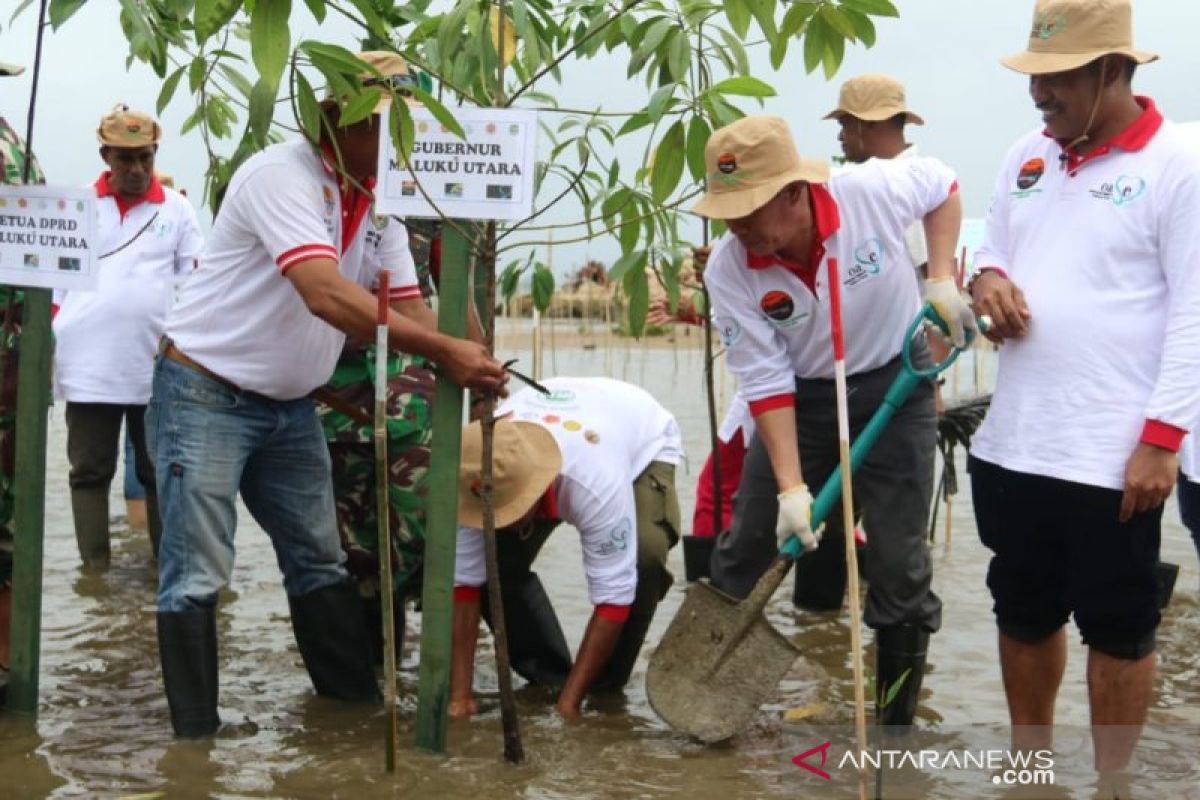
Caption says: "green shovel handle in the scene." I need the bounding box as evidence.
[778,304,989,560]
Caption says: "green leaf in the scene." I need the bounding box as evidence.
[608,248,642,282]
[618,205,638,255]
[822,30,845,79]
[716,26,751,75]
[339,88,382,127]
[780,1,817,39]
[639,17,673,58]
[882,668,912,708]
[686,115,710,183]
[294,70,322,141]
[302,0,326,23]
[156,65,186,116]
[218,63,255,98]
[345,0,391,42]
[802,15,827,74]
[722,0,751,38]
[188,56,207,93]
[667,30,690,83]
[646,83,676,124]
[248,77,276,146]
[388,99,416,161]
[710,76,776,98]
[119,0,157,50]
[194,0,241,44]
[747,0,778,43]
[819,4,857,40]
[624,262,650,338]
[48,0,87,29]
[769,32,788,71]
[500,261,523,303]
[407,85,466,139]
[650,120,686,203]
[531,264,555,313]
[841,8,877,47]
[617,112,652,138]
[251,0,292,90]
[843,0,899,18]
[299,41,368,75]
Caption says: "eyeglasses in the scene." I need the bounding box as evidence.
[362,73,417,97]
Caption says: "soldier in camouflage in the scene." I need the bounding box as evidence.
[315,218,442,662]
[1,58,46,702]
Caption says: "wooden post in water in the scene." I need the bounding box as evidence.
[6,1,51,715]
[415,224,470,752]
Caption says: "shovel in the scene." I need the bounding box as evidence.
[646,305,983,743]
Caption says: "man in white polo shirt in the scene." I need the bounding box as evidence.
[967,0,1200,786]
[148,51,506,737]
[696,115,973,730]
[53,104,202,569]
[450,377,682,718]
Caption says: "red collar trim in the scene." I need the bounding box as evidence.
[94,171,166,220]
[536,483,559,520]
[746,183,841,294]
[318,142,377,254]
[1046,96,1164,173]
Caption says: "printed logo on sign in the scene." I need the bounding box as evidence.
[792,741,833,780]
[1089,175,1146,206]
[716,316,743,347]
[1011,158,1045,198]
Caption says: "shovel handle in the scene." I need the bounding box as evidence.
[777,304,989,561]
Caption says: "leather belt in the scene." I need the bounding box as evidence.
[160,339,243,394]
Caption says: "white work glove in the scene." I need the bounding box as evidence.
[776,484,818,552]
[924,276,976,349]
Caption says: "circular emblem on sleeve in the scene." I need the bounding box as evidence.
[1016,158,1045,190]
[760,290,795,322]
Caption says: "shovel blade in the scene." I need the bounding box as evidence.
[646,580,801,743]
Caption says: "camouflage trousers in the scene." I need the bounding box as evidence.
[318,351,435,598]
[0,288,21,586]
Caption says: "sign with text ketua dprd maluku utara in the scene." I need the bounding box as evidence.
[0,184,97,290]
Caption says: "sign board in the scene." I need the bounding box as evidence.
[375,106,538,221]
[0,185,97,290]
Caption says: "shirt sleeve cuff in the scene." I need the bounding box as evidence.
[748,393,795,417]
[453,585,482,603]
[1140,419,1187,452]
[277,243,338,273]
[595,603,632,623]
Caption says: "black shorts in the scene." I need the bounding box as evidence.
[969,456,1161,659]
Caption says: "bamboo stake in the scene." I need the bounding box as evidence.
[827,258,868,800]
[374,272,398,771]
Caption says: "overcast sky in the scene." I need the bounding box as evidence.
[2,0,1198,274]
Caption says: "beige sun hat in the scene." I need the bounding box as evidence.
[458,418,562,529]
[96,104,161,147]
[823,74,924,125]
[325,50,414,113]
[1002,0,1158,75]
[692,115,829,220]
[0,61,24,77]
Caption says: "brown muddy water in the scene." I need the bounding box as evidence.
[3,322,1198,799]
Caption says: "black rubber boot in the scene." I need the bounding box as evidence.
[589,564,670,692]
[482,571,572,687]
[288,581,381,702]
[157,608,220,737]
[875,624,929,733]
[360,591,406,668]
[682,535,716,582]
[792,529,847,610]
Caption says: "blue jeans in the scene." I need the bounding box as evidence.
[1177,472,1200,561]
[146,356,348,612]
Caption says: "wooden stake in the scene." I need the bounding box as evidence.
[374,272,398,771]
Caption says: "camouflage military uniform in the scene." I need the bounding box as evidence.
[0,115,45,588]
[315,219,440,598]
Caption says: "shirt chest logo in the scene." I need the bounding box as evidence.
[1090,175,1146,206]
[850,238,885,282]
[759,290,809,329]
[1011,157,1045,198]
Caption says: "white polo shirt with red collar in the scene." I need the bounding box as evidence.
[166,140,419,401]
[53,174,203,404]
[705,155,957,415]
[454,377,683,607]
[971,98,1200,490]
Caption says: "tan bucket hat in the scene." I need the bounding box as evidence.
[823,74,924,125]
[96,104,161,147]
[326,50,415,113]
[458,418,562,529]
[0,61,24,77]
[692,115,829,220]
[1002,0,1158,75]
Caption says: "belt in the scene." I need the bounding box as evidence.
[160,339,243,394]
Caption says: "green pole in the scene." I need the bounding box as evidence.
[415,223,470,752]
[6,287,51,714]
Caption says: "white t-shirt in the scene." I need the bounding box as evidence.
[455,377,683,606]
[706,155,956,402]
[167,140,417,400]
[53,184,203,404]
[971,110,1200,490]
